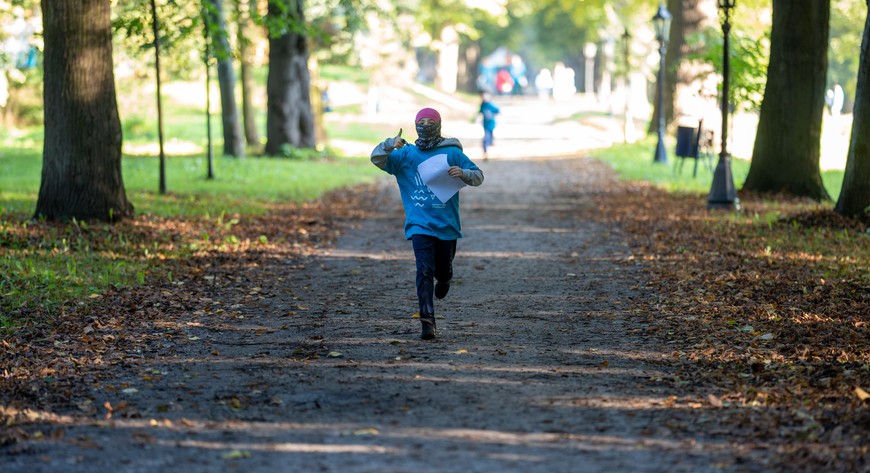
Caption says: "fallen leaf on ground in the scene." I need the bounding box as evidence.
[222,450,251,460]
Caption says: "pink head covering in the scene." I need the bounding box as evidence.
[415,108,441,124]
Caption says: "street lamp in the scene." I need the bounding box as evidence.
[707,0,740,210]
[652,4,671,164]
[622,28,635,143]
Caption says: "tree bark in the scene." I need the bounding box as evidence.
[238,0,261,148]
[35,0,133,222]
[835,5,870,220]
[206,0,245,158]
[264,0,316,155]
[742,0,830,201]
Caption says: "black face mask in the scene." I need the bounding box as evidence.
[415,122,444,151]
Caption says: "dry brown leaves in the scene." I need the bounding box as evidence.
[585,182,870,471]
[0,185,380,423]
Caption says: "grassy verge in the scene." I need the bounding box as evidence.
[591,135,845,199]
[0,137,381,329]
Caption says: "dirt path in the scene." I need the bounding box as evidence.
[4,154,775,472]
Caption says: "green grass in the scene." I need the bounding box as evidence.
[1,218,150,326]
[320,64,370,85]
[0,127,381,328]
[122,154,380,216]
[1,148,380,218]
[590,135,844,199]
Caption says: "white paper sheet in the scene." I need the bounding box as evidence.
[417,154,467,204]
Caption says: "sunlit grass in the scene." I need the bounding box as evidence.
[590,135,844,199]
[0,134,380,328]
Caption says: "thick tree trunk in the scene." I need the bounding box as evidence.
[835,6,870,220]
[238,0,261,147]
[207,0,245,158]
[742,0,830,201]
[35,0,133,222]
[264,0,316,155]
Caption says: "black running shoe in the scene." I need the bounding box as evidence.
[434,279,451,299]
[420,320,436,340]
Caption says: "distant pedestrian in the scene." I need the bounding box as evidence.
[478,92,500,160]
[535,68,554,100]
[370,108,485,340]
[496,68,513,95]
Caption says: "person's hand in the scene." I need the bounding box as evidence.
[391,129,406,149]
[448,166,464,178]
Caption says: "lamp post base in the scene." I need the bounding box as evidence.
[707,199,740,211]
[653,135,668,164]
[707,152,739,210]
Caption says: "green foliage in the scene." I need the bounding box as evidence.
[113,0,207,80]
[686,26,770,112]
[828,0,866,107]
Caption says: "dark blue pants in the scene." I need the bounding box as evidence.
[411,235,456,319]
[482,129,494,152]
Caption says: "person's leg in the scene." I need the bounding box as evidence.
[411,234,437,339]
[434,239,457,299]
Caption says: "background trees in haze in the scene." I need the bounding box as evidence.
[205,0,245,157]
[6,0,869,221]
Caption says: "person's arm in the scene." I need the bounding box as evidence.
[371,129,406,170]
[447,153,484,186]
[457,167,484,186]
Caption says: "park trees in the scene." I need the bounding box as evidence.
[647,0,711,135]
[742,0,830,201]
[834,4,870,220]
[35,0,134,222]
[235,0,262,147]
[264,0,316,155]
[205,0,245,157]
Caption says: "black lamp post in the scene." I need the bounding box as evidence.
[652,4,671,164]
[707,0,740,210]
[622,28,633,143]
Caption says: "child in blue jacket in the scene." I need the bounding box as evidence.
[479,92,500,160]
[371,107,484,340]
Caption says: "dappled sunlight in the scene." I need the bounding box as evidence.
[123,140,203,157]
[469,224,579,233]
[167,439,398,454]
[320,249,413,261]
[460,251,562,260]
[3,411,741,460]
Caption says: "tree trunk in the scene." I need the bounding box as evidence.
[835,5,870,220]
[35,0,133,222]
[648,0,689,134]
[238,0,261,148]
[742,0,830,201]
[264,0,316,155]
[206,0,245,158]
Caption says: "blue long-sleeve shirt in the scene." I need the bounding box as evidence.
[371,137,484,240]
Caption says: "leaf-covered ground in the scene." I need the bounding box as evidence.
[2,158,868,471]
[584,182,870,469]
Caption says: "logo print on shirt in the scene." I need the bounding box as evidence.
[412,172,437,207]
